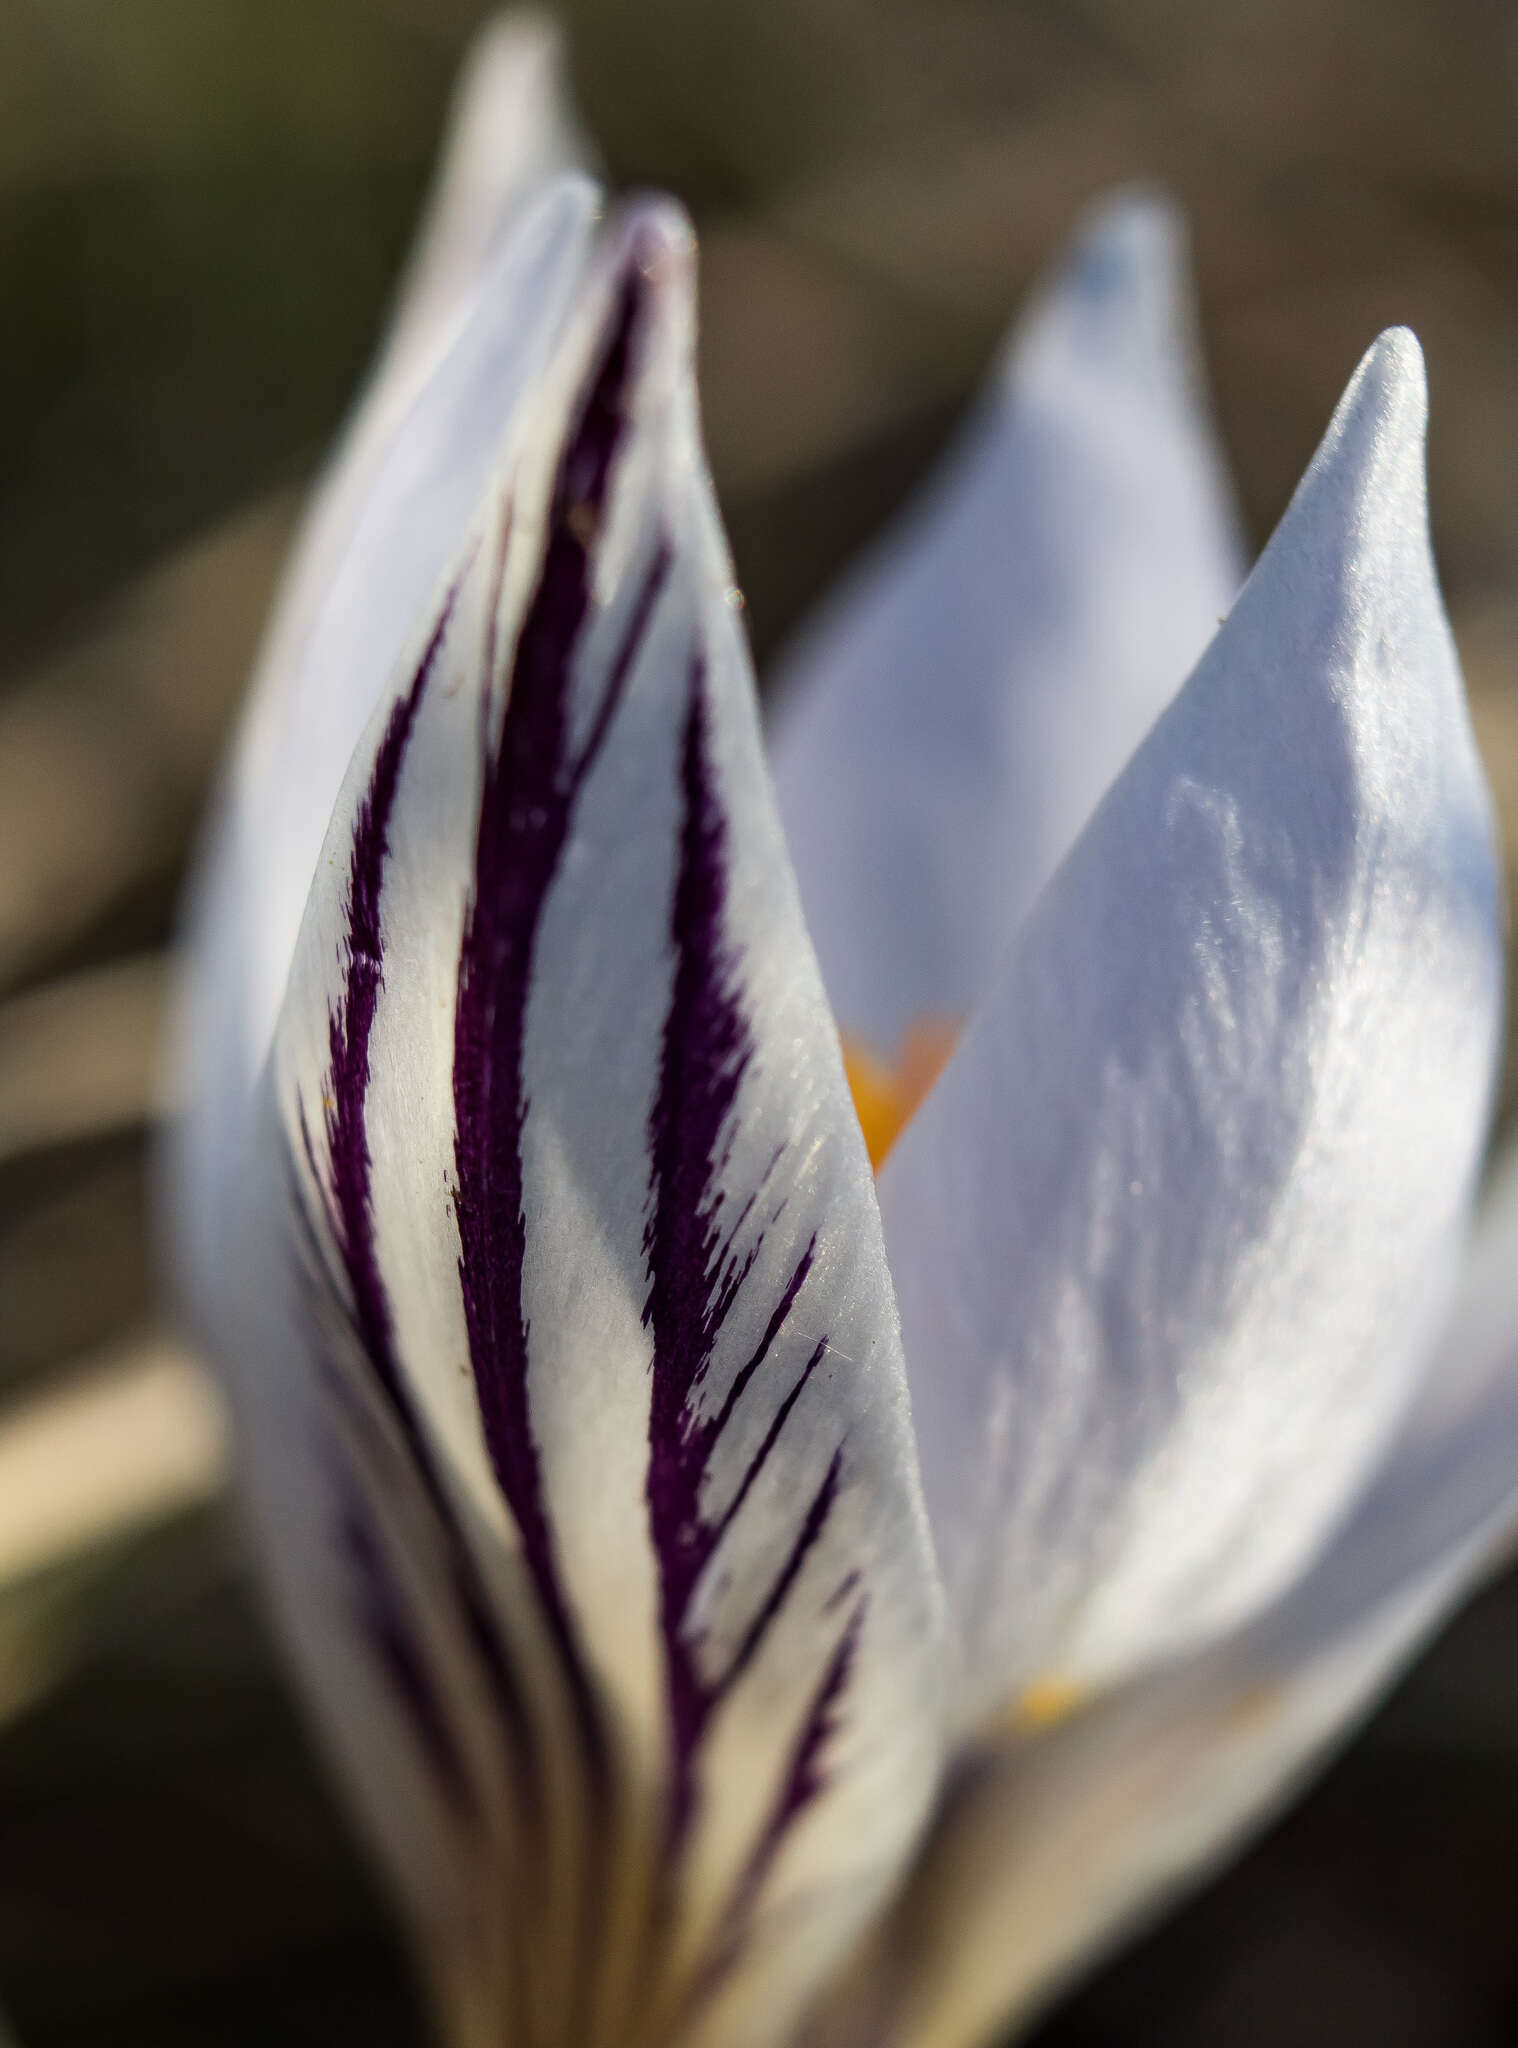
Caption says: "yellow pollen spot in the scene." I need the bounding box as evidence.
[1011,1674,1090,1732]
[841,1017,958,1171]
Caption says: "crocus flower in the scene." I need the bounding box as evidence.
[168,18,1513,2048]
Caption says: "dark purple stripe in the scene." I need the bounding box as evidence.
[745,1592,867,1889]
[290,1150,509,1828]
[642,657,851,1856]
[710,1325,824,1541]
[287,1161,483,1826]
[642,658,756,1844]
[336,1459,476,1820]
[292,577,539,1822]
[701,1141,786,1336]
[710,1219,808,1429]
[452,244,668,1791]
[682,1592,869,2019]
[824,1568,862,1615]
[725,1442,842,1688]
[324,584,458,1386]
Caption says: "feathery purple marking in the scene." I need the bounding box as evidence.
[745,1591,866,1884]
[452,246,669,1789]
[324,585,456,1385]
[726,1443,842,1684]
[682,1593,868,2018]
[824,1568,862,1615]
[338,1469,476,1819]
[288,1161,487,1823]
[706,1245,816,1450]
[296,578,540,1819]
[770,1594,865,1847]
[642,656,848,1853]
[642,659,754,1843]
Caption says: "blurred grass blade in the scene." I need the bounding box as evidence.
[0,1333,228,1725]
[0,954,171,1168]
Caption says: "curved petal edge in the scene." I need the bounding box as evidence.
[884,327,1504,1715]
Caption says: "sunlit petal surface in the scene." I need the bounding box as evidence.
[809,1147,1518,2048]
[883,330,1503,1718]
[212,210,945,2048]
[768,189,1244,1052]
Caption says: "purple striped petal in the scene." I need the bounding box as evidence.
[171,171,599,1371]
[242,206,944,2048]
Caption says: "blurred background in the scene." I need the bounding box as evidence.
[2,1,1517,2042]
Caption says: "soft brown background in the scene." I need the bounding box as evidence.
[1,2,1516,2042]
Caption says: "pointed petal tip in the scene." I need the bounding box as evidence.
[1344,323,1428,442]
[503,193,700,528]
[1365,320,1426,383]
[422,12,599,258]
[1054,182,1187,320]
[455,168,601,312]
[1073,181,1185,275]
[527,166,604,237]
[1251,324,1435,630]
[1013,181,1203,418]
[1316,324,1429,505]
[608,193,698,292]
[594,195,700,398]
[463,5,563,74]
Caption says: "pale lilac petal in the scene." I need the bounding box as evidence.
[253,13,592,734]
[882,330,1503,1718]
[219,212,945,2047]
[383,12,595,386]
[169,46,599,2022]
[234,175,599,1077]
[238,15,597,1017]
[171,177,597,1351]
[811,1149,1518,2048]
[813,1594,1460,2048]
[1252,1141,1518,1667]
[178,11,597,1197]
[768,190,1244,1051]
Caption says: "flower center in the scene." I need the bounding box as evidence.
[1010,1673,1090,1732]
[841,1018,958,1171]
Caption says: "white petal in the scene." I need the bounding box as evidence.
[1259,1141,1518,1665]
[882,329,1503,1717]
[237,175,601,1075]
[819,1589,1457,2048]
[170,177,597,1350]
[226,211,945,2048]
[814,1149,1518,2048]
[767,189,1244,1052]
[383,13,596,386]
[178,11,596,1180]
[259,12,592,716]
[238,16,596,1033]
